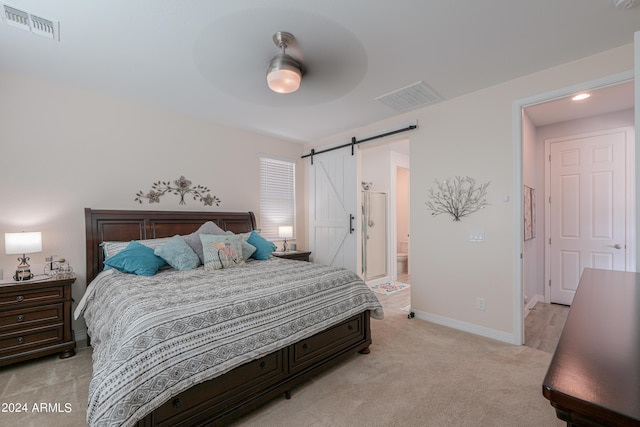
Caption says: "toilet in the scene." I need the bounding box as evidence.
[397,241,408,274]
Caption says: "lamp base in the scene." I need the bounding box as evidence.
[14,255,34,281]
[14,268,33,281]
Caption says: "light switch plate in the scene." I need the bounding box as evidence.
[467,231,485,242]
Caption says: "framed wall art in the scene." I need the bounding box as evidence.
[524,185,536,240]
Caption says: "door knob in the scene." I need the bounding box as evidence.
[608,244,622,249]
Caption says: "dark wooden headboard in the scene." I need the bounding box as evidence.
[84,208,256,284]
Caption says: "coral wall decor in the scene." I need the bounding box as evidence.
[135,176,221,206]
[425,176,490,221]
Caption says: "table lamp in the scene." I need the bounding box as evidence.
[5,231,42,281]
[278,226,293,252]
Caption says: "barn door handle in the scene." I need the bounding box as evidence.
[349,214,355,234]
[609,244,622,249]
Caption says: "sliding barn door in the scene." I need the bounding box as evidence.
[309,148,358,272]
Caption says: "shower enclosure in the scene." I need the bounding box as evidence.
[361,191,387,281]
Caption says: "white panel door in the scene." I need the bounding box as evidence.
[308,148,357,272]
[549,129,627,305]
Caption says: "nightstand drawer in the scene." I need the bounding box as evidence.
[0,286,64,308]
[0,304,64,331]
[0,325,63,354]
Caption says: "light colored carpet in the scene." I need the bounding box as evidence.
[0,288,563,427]
[0,346,92,427]
[233,289,563,426]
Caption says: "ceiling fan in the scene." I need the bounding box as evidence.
[266,31,304,94]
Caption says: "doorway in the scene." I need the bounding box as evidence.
[359,139,409,285]
[516,75,635,347]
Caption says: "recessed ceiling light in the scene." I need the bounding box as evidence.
[572,93,591,101]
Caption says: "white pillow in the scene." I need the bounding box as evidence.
[102,237,172,258]
[200,234,246,270]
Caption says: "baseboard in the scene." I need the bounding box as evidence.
[410,309,516,345]
[524,294,544,318]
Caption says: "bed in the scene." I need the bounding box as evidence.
[79,208,384,427]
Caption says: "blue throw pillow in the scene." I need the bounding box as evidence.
[104,240,167,276]
[247,231,277,260]
[155,235,200,271]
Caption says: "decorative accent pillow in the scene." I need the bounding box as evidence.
[104,240,167,276]
[200,234,246,270]
[182,221,226,264]
[225,231,257,261]
[154,235,200,271]
[102,237,172,258]
[247,231,277,260]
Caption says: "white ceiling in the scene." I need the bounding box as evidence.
[525,80,635,127]
[0,1,638,143]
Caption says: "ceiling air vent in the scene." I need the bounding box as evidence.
[2,3,59,40]
[375,81,442,112]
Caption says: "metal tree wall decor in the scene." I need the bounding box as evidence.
[135,176,221,206]
[425,176,490,221]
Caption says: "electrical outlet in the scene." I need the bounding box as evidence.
[476,297,486,311]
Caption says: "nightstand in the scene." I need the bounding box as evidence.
[0,276,76,367]
[272,251,312,262]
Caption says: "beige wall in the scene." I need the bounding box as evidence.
[396,167,409,251]
[634,31,640,269]
[0,70,305,336]
[307,43,635,343]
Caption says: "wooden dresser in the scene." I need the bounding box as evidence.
[542,268,640,426]
[0,276,76,367]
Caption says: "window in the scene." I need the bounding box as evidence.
[259,156,296,240]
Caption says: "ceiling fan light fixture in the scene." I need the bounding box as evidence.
[267,53,301,94]
[267,32,302,94]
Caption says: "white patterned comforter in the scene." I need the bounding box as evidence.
[75,257,384,427]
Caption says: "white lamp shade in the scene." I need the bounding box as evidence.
[267,69,301,94]
[278,226,293,239]
[5,232,42,255]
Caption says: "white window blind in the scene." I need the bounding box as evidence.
[259,156,296,240]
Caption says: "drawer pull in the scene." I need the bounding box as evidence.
[17,337,24,344]
[172,398,182,409]
[16,296,24,302]
[17,315,24,322]
[260,361,267,371]
[348,324,354,330]
[302,343,310,352]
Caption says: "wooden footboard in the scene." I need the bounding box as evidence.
[136,311,371,426]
